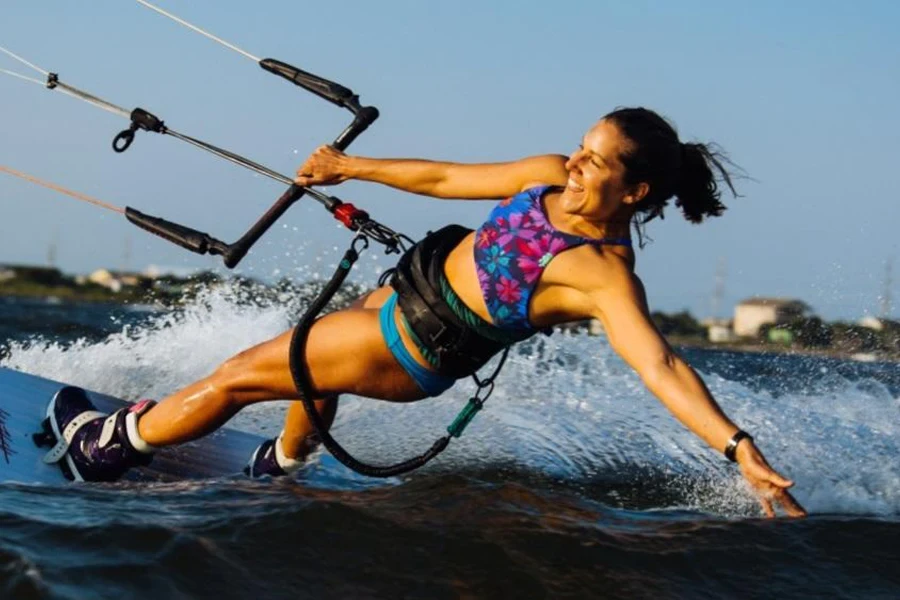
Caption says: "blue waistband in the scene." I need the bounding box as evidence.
[380,292,455,397]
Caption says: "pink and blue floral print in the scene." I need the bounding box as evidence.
[473,186,631,330]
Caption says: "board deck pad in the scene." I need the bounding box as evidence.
[0,367,266,484]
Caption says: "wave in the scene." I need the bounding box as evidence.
[2,476,899,600]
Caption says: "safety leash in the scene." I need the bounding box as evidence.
[287,225,510,477]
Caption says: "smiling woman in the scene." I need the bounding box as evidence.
[42,106,805,517]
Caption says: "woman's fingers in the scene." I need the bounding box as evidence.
[740,449,807,518]
[766,470,794,489]
[294,146,347,186]
[295,161,315,185]
[750,472,807,518]
[774,488,807,518]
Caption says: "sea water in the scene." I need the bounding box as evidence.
[1,288,898,599]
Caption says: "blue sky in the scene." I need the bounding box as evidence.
[1,1,898,320]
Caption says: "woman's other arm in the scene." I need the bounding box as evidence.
[589,268,806,517]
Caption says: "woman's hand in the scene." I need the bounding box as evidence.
[295,145,352,187]
[735,440,807,518]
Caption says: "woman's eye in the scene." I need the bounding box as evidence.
[578,144,603,169]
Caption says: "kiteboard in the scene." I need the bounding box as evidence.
[0,366,265,484]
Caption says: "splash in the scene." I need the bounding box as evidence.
[2,282,898,517]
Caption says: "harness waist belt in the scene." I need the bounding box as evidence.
[390,225,509,378]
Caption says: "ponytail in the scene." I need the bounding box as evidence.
[603,107,739,228]
[674,142,733,224]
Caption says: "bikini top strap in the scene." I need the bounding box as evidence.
[591,237,632,247]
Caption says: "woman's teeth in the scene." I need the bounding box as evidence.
[567,178,584,192]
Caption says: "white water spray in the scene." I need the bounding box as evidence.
[2,279,898,517]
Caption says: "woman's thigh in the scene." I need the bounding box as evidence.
[223,302,426,404]
[349,285,394,310]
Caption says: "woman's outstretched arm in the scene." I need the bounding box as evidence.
[589,268,807,518]
[295,145,569,199]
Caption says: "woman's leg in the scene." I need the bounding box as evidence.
[276,286,393,460]
[279,398,338,459]
[137,286,424,448]
[41,285,450,481]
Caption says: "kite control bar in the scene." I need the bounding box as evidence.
[221,80,379,268]
[111,61,379,268]
[2,17,382,269]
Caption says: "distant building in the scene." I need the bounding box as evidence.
[86,269,153,293]
[555,319,593,335]
[553,319,606,336]
[733,297,808,337]
[143,265,197,279]
[858,316,899,331]
[701,318,737,343]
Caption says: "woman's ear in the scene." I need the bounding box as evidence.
[624,182,650,205]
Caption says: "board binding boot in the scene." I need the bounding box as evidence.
[245,435,305,478]
[36,386,156,482]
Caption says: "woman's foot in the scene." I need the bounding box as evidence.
[245,435,305,478]
[41,386,156,482]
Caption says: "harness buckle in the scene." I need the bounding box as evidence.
[428,322,451,347]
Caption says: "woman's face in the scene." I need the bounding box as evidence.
[562,119,642,220]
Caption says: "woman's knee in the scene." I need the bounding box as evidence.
[210,348,273,407]
[215,347,252,377]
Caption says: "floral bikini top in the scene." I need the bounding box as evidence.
[473,185,631,331]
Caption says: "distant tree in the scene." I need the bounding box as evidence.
[787,317,833,348]
[878,322,900,353]
[651,310,705,338]
[189,270,224,285]
[10,266,69,287]
[831,323,879,353]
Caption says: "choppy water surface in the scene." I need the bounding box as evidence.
[1,289,898,599]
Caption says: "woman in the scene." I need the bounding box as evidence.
[45,107,805,517]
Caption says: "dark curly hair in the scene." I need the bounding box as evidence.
[602,107,739,228]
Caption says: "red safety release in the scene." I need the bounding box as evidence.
[332,203,369,230]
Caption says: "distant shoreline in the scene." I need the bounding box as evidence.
[2,284,898,364]
[668,336,899,364]
[0,287,153,305]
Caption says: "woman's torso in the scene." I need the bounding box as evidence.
[443,186,635,330]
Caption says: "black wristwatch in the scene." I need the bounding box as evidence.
[724,430,753,462]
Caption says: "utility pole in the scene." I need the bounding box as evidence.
[882,257,894,318]
[47,229,58,268]
[122,235,132,274]
[711,257,726,319]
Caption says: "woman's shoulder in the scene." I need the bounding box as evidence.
[551,243,638,295]
[515,154,568,193]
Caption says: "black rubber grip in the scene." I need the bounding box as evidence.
[125,207,223,254]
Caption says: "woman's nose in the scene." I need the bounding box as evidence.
[565,150,584,170]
